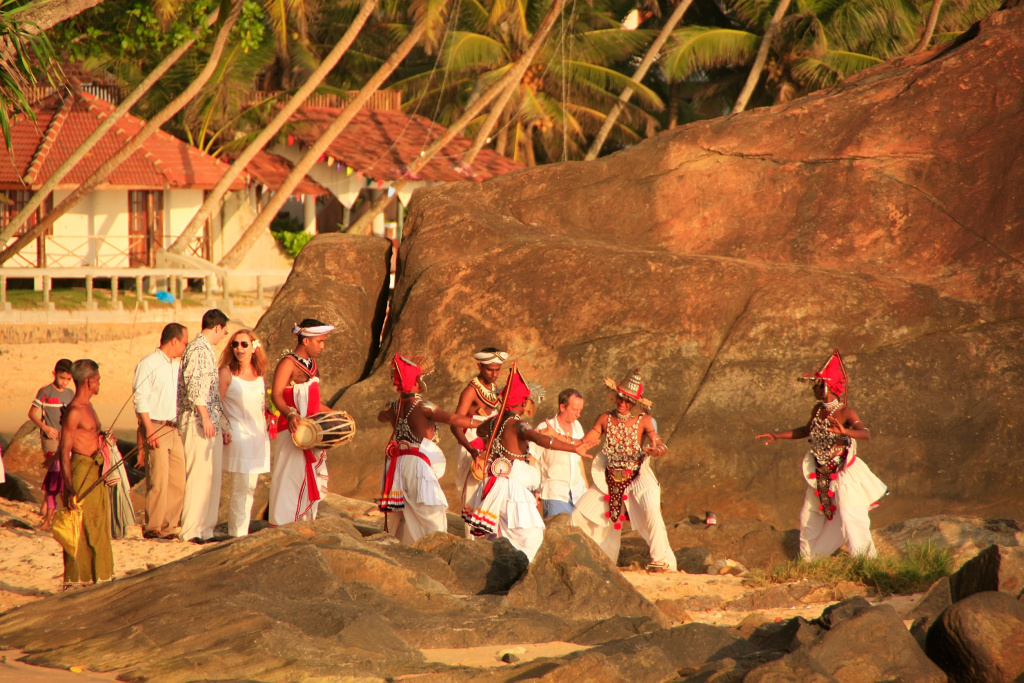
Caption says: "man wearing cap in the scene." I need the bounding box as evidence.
[756,349,887,559]
[269,318,334,525]
[464,364,581,561]
[378,355,482,544]
[451,347,507,536]
[573,368,677,572]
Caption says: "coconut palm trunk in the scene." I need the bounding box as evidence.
[0,9,221,246]
[461,0,567,167]
[731,0,793,114]
[346,0,568,236]
[584,0,695,161]
[0,0,243,266]
[913,0,944,53]
[216,16,432,269]
[167,0,379,255]
[14,0,106,33]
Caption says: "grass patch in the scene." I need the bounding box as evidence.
[748,542,953,595]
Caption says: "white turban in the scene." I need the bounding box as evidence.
[293,323,335,337]
[473,350,508,365]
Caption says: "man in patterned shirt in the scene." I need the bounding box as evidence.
[177,309,230,542]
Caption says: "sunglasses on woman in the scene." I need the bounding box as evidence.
[230,341,250,349]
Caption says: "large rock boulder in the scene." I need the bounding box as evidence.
[254,233,392,405]
[0,421,45,491]
[503,523,668,632]
[668,518,798,570]
[413,532,528,595]
[0,516,658,680]
[949,544,1024,601]
[925,590,1024,682]
[326,1,1024,526]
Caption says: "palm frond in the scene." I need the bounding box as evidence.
[660,27,760,81]
[441,31,510,72]
[553,60,664,110]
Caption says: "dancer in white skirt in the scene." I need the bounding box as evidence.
[464,364,581,562]
[378,355,482,544]
[572,368,677,572]
[451,348,507,537]
[757,348,888,559]
[268,319,333,526]
[218,329,271,537]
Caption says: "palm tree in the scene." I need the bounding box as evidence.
[393,0,662,166]
[659,0,999,116]
[0,0,62,148]
[217,0,450,268]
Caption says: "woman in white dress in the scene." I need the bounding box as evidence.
[218,329,271,537]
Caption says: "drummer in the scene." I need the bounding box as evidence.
[378,355,483,544]
[268,319,334,525]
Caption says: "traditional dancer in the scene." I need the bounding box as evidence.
[59,360,114,588]
[572,368,677,572]
[29,359,73,530]
[757,349,887,559]
[268,319,333,525]
[464,364,580,562]
[377,355,481,544]
[451,347,507,536]
[218,329,271,537]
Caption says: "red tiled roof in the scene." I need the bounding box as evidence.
[233,151,328,196]
[285,107,524,183]
[0,91,245,191]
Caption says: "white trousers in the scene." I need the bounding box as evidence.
[798,488,878,559]
[228,472,259,537]
[178,416,223,541]
[571,482,677,571]
[456,445,484,539]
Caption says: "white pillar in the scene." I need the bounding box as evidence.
[303,195,317,235]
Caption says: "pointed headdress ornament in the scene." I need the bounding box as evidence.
[800,348,849,403]
[390,354,425,393]
[605,367,653,407]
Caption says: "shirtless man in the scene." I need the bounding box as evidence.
[268,318,334,525]
[464,364,582,561]
[452,348,506,534]
[59,359,114,588]
[377,355,482,544]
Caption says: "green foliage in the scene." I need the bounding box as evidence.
[0,0,60,148]
[748,543,953,595]
[271,214,310,257]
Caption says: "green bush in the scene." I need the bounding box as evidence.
[271,229,312,258]
[747,542,953,595]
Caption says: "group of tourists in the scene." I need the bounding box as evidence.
[378,347,888,571]
[25,310,337,589]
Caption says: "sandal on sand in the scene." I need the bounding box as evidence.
[645,561,670,573]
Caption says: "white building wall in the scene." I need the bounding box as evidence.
[212,189,294,292]
[45,189,131,268]
[164,189,204,245]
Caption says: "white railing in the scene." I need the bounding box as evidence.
[0,264,291,313]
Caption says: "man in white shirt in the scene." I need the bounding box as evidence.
[532,389,589,518]
[134,323,188,540]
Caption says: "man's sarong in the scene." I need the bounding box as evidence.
[572,453,677,571]
[269,377,328,525]
[63,452,114,586]
[380,437,448,544]
[465,459,545,561]
[798,449,888,559]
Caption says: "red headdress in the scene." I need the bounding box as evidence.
[391,355,424,393]
[802,348,849,402]
[499,365,535,408]
[604,367,653,408]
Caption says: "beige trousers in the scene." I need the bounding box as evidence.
[143,421,185,537]
[178,415,223,541]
